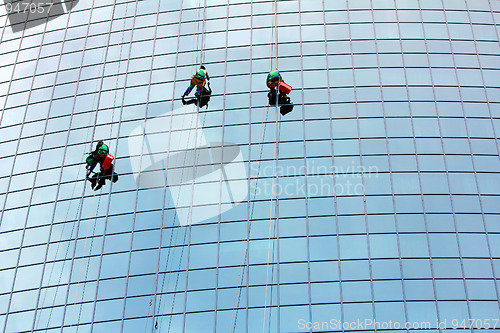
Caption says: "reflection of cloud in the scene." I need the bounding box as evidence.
[128,105,248,226]
[5,0,79,32]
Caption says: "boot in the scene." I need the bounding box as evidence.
[88,176,97,189]
[94,179,105,191]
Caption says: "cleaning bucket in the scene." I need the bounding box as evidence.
[102,154,114,170]
[278,81,292,94]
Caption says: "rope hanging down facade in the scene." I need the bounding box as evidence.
[230,0,281,331]
[146,0,209,331]
[68,0,134,330]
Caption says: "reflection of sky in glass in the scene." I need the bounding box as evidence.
[1,0,500,332]
[128,105,248,226]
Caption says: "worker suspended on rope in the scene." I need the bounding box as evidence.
[85,140,118,191]
[183,81,212,108]
[266,70,293,115]
[182,65,210,102]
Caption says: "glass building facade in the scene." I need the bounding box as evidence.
[1,0,500,332]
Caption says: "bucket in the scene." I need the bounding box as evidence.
[278,81,292,94]
[102,154,114,170]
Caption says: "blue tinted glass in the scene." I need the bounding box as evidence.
[2,2,499,331]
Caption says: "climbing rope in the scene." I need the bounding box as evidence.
[191,0,202,74]
[262,109,279,332]
[67,1,133,330]
[230,103,272,333]
[37,1,122,328]
[163,1,210,331]
[147,4,189,326]
[145,0,209,331]
[199,0,207,67]
[68,188,101,330]
[155,110,211,332]
[76,195,102,326]
[145,110,198,332]
[273,0,278,71]
[267,121,282,333]
[230,0,280,331]
[262,0,280,330]
[67,176,99,332]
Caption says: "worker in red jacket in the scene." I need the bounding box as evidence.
[86,141,118,191]
[266,70,293,115]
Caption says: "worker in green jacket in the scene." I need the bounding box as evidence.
[182,66,210,99]
[266,70,282,88]
[86,141,118,191]
[266,70,293,115]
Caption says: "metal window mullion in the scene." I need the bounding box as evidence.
[183,3,219,333]
[35,40,99,333]
[79,2,138,332]
[37,11,117,320]
[0,0,33,225]
[355,2,377,328]
[0,13,7,42]
[58,1,125,330]
[436,0,488,323]
[245,48,253,333]
[73,206,103,326]
[270,137,280,333]
[181,1,207,330]
[222,1,246,331]
[29,5,104,331]
[78,0,140,331]
[460,0,500,309]
[217,0,236,330]
[179,62,198,333]
[461,1,500,164]
[214,143,222,332]
[391,1,413,327]
[477,1,500,47]
[272,92,280,333]
[322,0,345,325]
[268,3,280,332]
[175,11,204,323]
[295,0,313,329]
[243,0,255,331]
[345,0,377,322]
[213,0,255,331]
[1,7,67,333]
[413,1,445,326]
[336,1,352,330]
[0,33,27,128]
[124,0,168,330]
[367,1,403,328]
[239,1,260,331]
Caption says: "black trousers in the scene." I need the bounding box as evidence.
[268,87,290,105]
[88,164,118,186]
